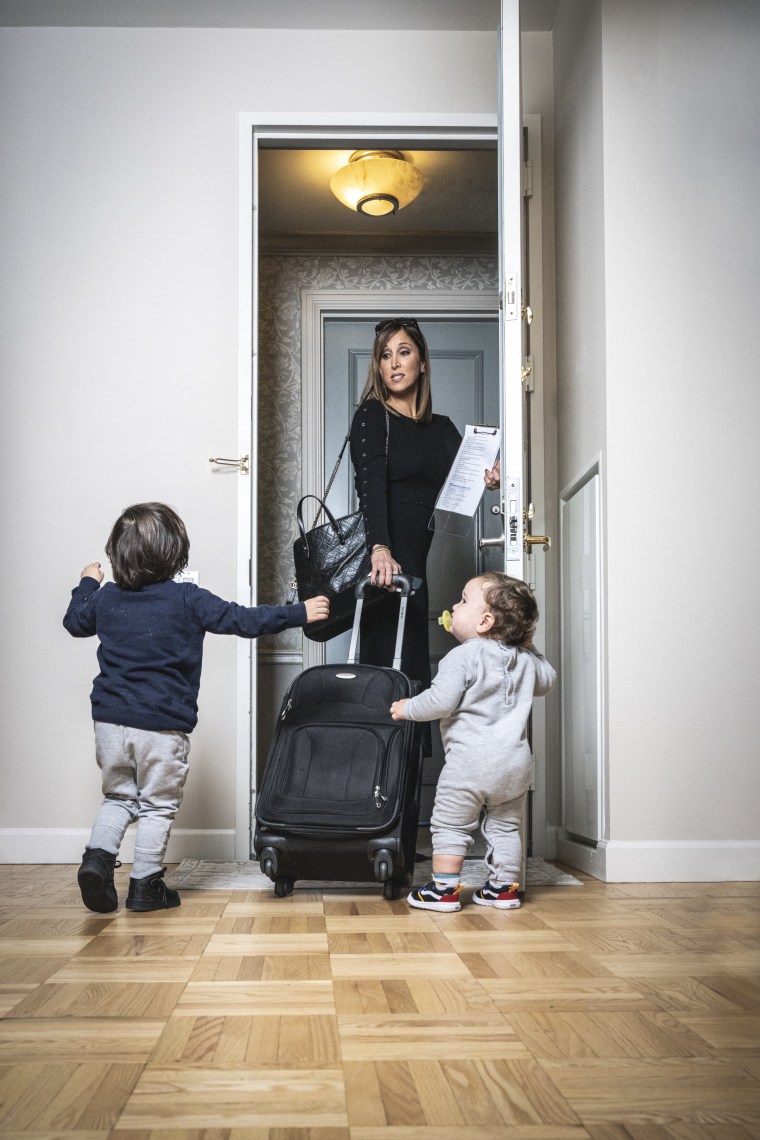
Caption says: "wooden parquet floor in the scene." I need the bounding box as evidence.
[1,862,759,1139]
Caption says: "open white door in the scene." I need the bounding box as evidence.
[499,0,527,579]
[500,1,549,878]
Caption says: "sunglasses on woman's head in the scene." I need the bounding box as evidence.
[375,317,420,335]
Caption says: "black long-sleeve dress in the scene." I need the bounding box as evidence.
[349,398,462,688]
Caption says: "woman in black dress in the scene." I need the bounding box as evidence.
[349,318,462,693]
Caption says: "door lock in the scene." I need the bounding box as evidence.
[479,535,505,551]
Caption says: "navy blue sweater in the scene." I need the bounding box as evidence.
[63,577,307,733]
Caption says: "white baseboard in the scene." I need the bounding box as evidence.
[6,829,759,881]
[555,834,607,880]
[556,833,760,883]
[0,828,238,865]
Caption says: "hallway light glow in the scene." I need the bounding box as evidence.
[329,150,423,217]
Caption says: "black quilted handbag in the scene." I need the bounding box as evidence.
[293,495,373,642]
[291,409,389,643]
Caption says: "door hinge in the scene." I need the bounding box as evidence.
[522,354,535,393]
[523,160,533,198]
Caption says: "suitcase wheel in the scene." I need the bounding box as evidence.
[274,876,295,898]
[383,880,403,900]
[373,849,394,882]
[259,847,278,882]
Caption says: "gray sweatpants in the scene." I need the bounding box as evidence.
[88,722,191,880]
[430,751,530,886]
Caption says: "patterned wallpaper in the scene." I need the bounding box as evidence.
[257,254,497,652]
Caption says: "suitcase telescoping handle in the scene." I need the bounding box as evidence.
[347,573,422,671]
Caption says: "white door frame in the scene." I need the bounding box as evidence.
[235,112,498,859]
[499,0,526,581]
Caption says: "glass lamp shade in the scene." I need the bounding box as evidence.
[330,150,423,216]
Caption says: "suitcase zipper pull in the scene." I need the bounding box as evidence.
[280,698,292,722]
[374,785,387,809]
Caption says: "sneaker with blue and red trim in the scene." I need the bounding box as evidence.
[472,881,521,909]
[407,879,462,912]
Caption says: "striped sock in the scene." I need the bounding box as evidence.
[432,872,461,890]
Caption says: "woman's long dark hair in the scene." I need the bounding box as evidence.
[106,502,189,590]
[359,318,432,422]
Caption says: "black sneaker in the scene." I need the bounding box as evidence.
[407,879,461,912]
[77,847,121,913]
[472,880,521,909]
[126,869,180,912]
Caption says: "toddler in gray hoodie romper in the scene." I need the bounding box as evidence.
[391,572,556,912]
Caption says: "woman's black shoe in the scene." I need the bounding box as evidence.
[77,847,120,913]
[126,869,180,912]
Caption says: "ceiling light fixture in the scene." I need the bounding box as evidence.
[329,150,423,217]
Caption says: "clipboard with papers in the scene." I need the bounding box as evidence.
[429,424,500,536]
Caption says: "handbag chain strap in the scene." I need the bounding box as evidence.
[310,406,390,530]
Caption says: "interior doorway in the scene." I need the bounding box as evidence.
[242,89,550,874]
[250,131,553,866]
[252,135,504,836]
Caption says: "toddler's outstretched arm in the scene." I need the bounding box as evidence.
[393,648,470,724]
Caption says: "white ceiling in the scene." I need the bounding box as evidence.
[0,0,561,31]
[259,147,498,256]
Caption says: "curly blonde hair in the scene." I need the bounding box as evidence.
[479,572,538,646]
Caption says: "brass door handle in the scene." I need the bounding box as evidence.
[524,534,551,552]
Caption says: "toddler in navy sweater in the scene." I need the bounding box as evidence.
[64,501,328,913]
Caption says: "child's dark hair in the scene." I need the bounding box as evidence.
[479,572,538,646]
[106,502,189,590]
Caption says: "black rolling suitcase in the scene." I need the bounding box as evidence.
[254,574,422,899]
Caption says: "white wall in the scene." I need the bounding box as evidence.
[553,0,607,487]
[554,0,760,879]
[0,24,497,861]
